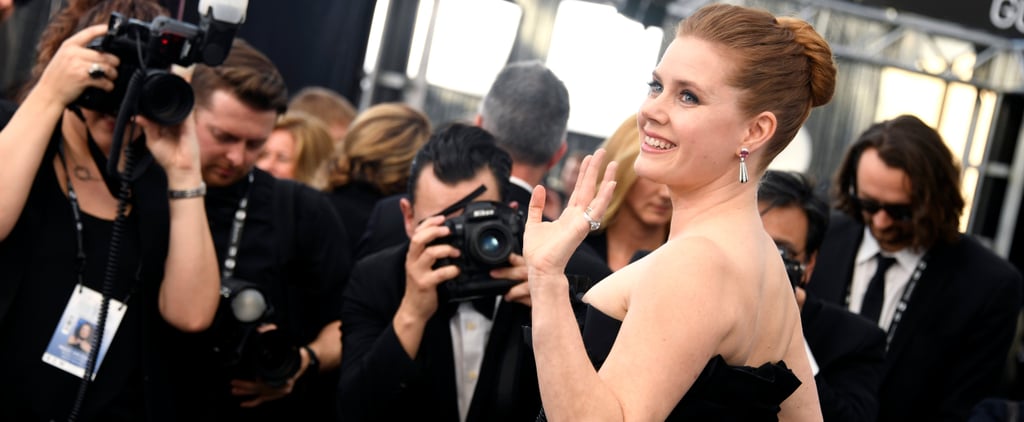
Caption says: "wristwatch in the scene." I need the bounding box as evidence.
[302,345,320,376]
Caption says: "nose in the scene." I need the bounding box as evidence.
[870,208,894,230]
[225,143,246,167]
[639,94,669,126]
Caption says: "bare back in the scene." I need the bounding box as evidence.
[583,210,821,420]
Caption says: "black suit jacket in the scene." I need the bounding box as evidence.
[802,295,886,422]
[328,181,383,254]
[356,184,612,285]
[339,243,540,422]
[807,212,1023,422]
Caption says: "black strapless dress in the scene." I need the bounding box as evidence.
[539,305,802,421]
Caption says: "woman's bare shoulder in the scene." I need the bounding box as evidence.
[582,236,734,319]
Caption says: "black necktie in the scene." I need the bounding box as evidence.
[861,254,897,323]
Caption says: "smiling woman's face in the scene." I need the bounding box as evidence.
[635,36,750,190]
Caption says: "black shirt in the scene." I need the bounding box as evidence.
[169,168,352,422]
[0,129,176,421]
[329,180,384,255]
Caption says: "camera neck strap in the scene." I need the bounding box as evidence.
[433,184,487,218]
[56,141,88,288]
[222,171,255,280]
[55,139,139,305]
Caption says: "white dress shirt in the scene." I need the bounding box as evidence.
[449,298,500,422]
[847,228,925,331]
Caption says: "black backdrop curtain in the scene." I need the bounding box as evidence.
[164,0,376,104]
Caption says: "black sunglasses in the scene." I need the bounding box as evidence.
[854,197,913,221]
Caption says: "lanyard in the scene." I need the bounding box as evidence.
[221,171,254,280]
[844,253,930,350]
[57,145,88,288]
[57,142,140,306]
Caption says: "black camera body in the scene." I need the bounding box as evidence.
[212,278,301,387]
[430,201,525,301]
[780,253,806,289]
[74,11,235,125]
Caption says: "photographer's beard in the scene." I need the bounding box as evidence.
[867,217,914,252]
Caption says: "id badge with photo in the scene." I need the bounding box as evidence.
[41,285,127,380]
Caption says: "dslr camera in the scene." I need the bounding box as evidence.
[74,0,247,125]
[431,201,525,301]
[211,278,301,387]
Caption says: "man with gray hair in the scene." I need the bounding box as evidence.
[473,60,570,200]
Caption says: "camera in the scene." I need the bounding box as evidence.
[430,201,525,301]
[211,278,301,387]
[74,0,247,125]
[777,247,807,289]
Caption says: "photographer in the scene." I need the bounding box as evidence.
[339,123,540,422]
[0,0,219,421]
[164,38,351,421]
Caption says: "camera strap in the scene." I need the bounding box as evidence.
[433,184,487,218]
[221,171,255,280]
[56,143,89,290]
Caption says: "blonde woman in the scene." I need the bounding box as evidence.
[327,103,431,249]
[584,114,671,271]
[256,112,335,190]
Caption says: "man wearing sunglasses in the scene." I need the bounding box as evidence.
[807,114,1023,421]
[758,170,886,422]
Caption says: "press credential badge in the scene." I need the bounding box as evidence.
[41,286,127,380]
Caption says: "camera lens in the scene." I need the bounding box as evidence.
[478,231,502,256]
[139,71,195,125]
[471,225,512,265]
[253,329,301,387]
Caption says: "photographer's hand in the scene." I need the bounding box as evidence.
[493,254,531,307]
[393,215,461,359]
[33,25,120,107]
[232,375,297,408]
[136,114,203,190]
[135,114,219,332]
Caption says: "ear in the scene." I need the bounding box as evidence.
[802,251,818,285]
[741,111,777,154]
[400,197,416,240]
[473,114,484,127]
[545,141,568,171]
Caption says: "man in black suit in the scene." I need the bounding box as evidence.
[355,60,610,282]
[339,124,540,421]
[759,170,886,422]
[807,115,1023,421]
